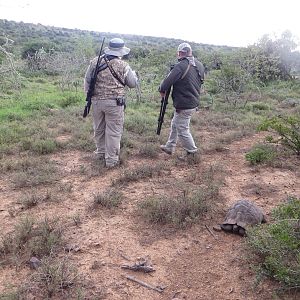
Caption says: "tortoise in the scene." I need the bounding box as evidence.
[220,199,266,236]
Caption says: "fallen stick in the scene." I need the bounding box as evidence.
[205,225,218,240]
[121,264,155,273]
[125,275,164,293]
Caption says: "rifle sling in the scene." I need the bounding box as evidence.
[181,60,204,83]
[181,63,191,80]
[103,56,126,86]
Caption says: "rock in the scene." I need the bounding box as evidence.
[29,257,41,269]
[212,225,222,232]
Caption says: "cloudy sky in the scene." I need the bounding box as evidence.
[0,0,299,48]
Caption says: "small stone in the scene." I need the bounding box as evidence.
[212,225,222,232]
[29,257,41,269]
[65,244,81,252]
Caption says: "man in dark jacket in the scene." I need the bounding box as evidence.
[159,42,205,157]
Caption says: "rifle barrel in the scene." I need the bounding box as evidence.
[156,87,171,135]
[82,37,105,118]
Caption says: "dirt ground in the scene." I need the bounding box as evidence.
[1,128,300,300]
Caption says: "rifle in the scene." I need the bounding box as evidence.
[83,38,105,118]
[156,87,171,135]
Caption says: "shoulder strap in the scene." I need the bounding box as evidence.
[181,62,191,80]
[103,56,126,86]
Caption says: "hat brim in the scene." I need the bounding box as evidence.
[104,46,130,57]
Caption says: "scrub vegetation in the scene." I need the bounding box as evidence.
[0,19,300,299]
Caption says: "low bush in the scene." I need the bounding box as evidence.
[245,144,277,165]
[0,216,64,265]
[139,185,219,227]
[246,197,300,292]
[258,115,300,156]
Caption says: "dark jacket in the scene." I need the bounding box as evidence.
[159,57,205,109]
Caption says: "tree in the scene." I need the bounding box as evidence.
[0,36,21,93]
[245,31,299,82]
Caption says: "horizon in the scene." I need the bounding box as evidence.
[0,0,299,49]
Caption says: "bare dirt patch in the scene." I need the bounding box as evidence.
[1,131,300,299]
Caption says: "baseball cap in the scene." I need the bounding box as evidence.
[177,42,192,53]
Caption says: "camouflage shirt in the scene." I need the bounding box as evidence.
[84,55,137,100]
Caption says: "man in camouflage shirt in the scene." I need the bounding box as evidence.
[84,38,138,168]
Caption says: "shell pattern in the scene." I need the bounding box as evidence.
[223,199,265,230]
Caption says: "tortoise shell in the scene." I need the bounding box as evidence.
[222,199,266,230]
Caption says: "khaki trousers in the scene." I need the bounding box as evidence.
[165,108,198,153]
[92,100,124,166]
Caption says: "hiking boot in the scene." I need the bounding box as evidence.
[177,151,197,161]
[160,145,174,155]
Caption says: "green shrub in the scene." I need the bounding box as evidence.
[251,102,270,111]
[27,139,58,154]
[245,144,277,165]
[58,94,82,108]
[272,197,300,220]
[246,197,300,291]
[258,115,300,155]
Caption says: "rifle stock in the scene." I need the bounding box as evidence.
[156,87,171,135]
[83,38,105,118]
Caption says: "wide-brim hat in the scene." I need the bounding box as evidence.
[104,38,130,57]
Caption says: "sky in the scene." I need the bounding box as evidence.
[0,0,299,48]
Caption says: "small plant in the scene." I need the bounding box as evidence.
[92,188,123,209]
[245,144,277,165]
[0,216,64,265]
[30,217,63,257]
[114,163,165,186]
[19,193,40,209]
[12,159,58,188]
[32,256,78,298]
[138,143,158,158]
[139,185,219,227]
[71,214,81,226]
[258,115,300,155]
[58,94,82,108]
[251,102,270,111]
[246,197,300,292]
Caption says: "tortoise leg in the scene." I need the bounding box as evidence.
[238,227,246,236]
[232,224,239,233]
[221,224,233,232]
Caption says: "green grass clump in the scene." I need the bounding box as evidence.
[245,144,277,165]
[246,197,300,291]
[12,159,59,188]
[0,216,64,265]
[114,163,164,185]
[92,188,123,209]
[139,185,219,227]
[259,115,300,156]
